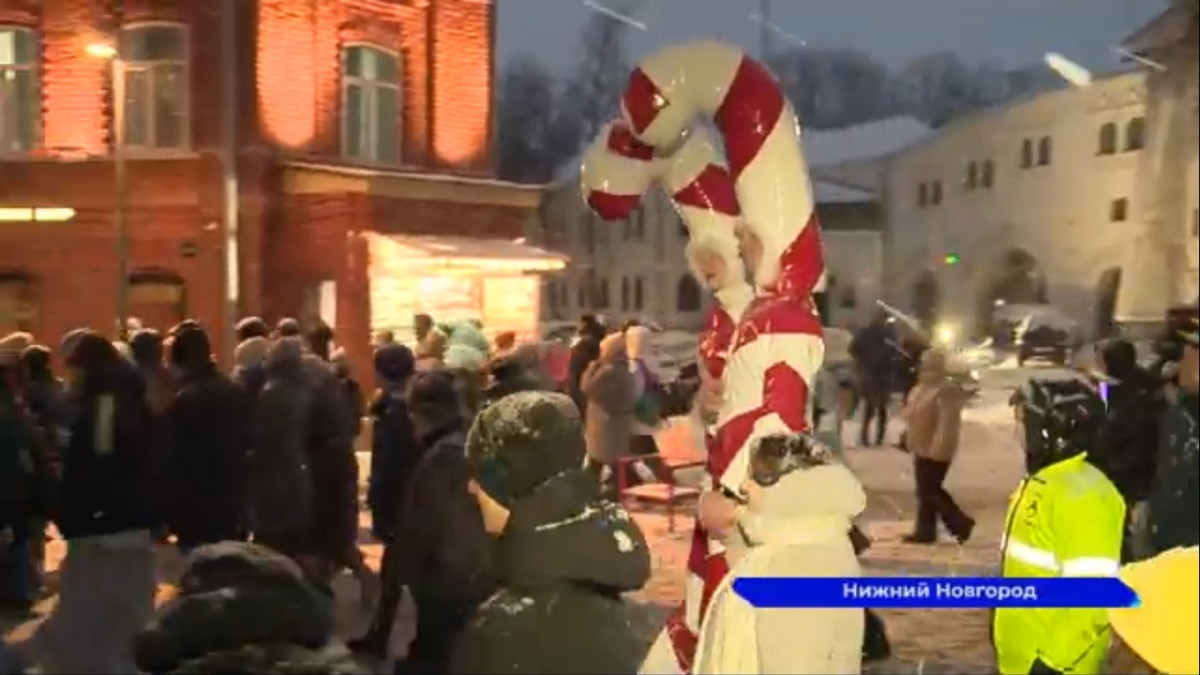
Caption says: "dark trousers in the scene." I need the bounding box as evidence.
[912,457,972,539]
[361,538,406,652]
[859,389,889,446]
[396,595,473,675]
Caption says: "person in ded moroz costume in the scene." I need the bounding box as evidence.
[582,40,841,673]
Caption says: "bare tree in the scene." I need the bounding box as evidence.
[552,1,639,153]
[496,55,570,183]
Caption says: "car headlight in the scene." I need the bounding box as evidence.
[934,323,956,346]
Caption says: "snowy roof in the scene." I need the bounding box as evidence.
[802,116,933,168]
[814,179,874,204]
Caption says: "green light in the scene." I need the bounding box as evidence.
[944,253,960,265]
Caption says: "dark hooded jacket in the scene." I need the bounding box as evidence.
[366,344,418,543]
[1148,387,1198,554]
[56,331,156,539]
[450,391,651,675]
[567,319,605,415]
[1092,339,1163,504]
[164,327,252,545]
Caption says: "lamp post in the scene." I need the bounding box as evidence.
[86,42,130,338]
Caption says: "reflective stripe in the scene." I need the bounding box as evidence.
[1061,556,1120,577]
[1004,539,1060,572]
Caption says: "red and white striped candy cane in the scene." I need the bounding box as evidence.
[580,120,657,221]
[620,40,826,296]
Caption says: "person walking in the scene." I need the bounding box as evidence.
[348,343,419,660]
[580,332,636,494]
[1146,325,1198,555]
[850,309,895,447]
[900,349,974,544]
[391,370,495,674]
[32,330,157,673]
[163,325,252,551]
[567,315,606,415]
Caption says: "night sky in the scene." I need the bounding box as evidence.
[495,0,1165,74]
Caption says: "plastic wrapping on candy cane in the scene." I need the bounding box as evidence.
[580,120,657,221]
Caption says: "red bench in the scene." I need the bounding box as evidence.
[616,421,706,533]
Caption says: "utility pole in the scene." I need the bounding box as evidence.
[220,0,240,361]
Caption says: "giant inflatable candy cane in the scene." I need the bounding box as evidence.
[588,38,826,496]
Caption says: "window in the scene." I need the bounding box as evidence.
[1124,117,1145,151]
[633,276,644,310]
[1190,208,1198,238]
[676,275,702,312]
[596,278,609,309]
[1110,198,1128,222]
[0,27,38,153]
[128,269,186,330]
[1036,136,1052,166]
[980,160,995,188]
[342,45,400,163]
[576,279,587,308]
[964,162,978,190]
[1020,139,1033,168]
[930,181,943,206]
[917,183,929,207]
[119,24,189,150]
[0,271,35,333]
[1097,122,1117,155]
[620,277,630,311]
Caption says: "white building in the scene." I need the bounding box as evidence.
[866,71,1150,335]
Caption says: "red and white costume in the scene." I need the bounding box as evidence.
[583,41,825,673]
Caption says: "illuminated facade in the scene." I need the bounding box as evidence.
[0,0,542,374]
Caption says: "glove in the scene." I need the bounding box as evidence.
[1028,657,1062,675]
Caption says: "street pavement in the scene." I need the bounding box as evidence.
[4,366,1048,672]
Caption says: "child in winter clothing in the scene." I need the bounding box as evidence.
[452,391,651,674]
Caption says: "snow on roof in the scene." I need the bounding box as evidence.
[814,179,874,204]
[802,116,933,168]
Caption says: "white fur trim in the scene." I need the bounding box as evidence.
[684,228,745,291]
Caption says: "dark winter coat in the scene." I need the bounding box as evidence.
[165,361,253,546]
[0,379,53,518]
[1092,342,1163,504]
[850,321,896,394]
[567,335,602,415]
[1147,389,1199,554]
[392,426,496,607]
[55,342,156,539]
[366,386,418,543]
[448,469,651,675]
[250,341,329,550]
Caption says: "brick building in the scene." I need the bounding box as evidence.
[0,0,545,375]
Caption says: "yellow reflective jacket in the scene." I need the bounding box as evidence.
[993,453,1126,675]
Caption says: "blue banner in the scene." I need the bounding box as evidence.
[733,577,1139,609]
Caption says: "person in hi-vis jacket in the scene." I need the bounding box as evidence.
[995,379,1126,675]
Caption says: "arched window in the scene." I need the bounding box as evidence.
[128,269,186,331]
[620,277,630,311]
[1036,136,1052,166]
[1124,117,1145,151]
[633,276,644,310]
[0,270,35,333]
[0,27,38,153]
[342,45,400,163]
[119,24,190,149]
[676,274,702,312]
[964,161,978,190]
[1097,122,1117,155]
[980,159,995,188]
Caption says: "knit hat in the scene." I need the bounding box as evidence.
[234,336,271,371]
[275,317,301,337]
[465,391,585,505]
[373,343,415,383]
[1109,546,1198,674]
[235,316,271,342]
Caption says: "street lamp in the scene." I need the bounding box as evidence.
[86,41,131,338]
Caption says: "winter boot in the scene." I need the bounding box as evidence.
[862,609,891,662]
